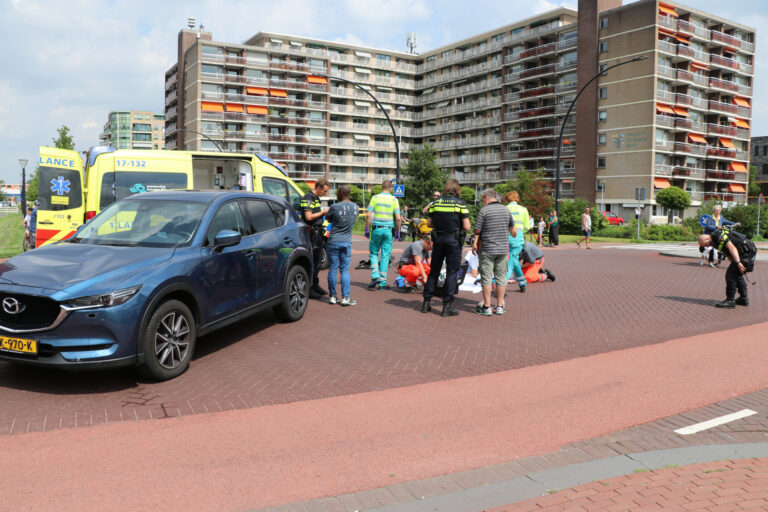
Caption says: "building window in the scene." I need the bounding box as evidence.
[598,87,608,99]
[597,157,606,168]
[598,133,607,145]
[763,163,768,175]
[600,17,608,30]
[598,111,607,122]
[599,41,608,53]
[755,145,760,156]
[599,64,608,74]
[764,145,768,156]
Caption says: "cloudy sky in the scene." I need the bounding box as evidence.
[0,0,765,183]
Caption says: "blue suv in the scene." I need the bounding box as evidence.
[0,191,312,380]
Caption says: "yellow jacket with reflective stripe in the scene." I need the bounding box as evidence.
[507,202,531,231]
[367,192,400,227]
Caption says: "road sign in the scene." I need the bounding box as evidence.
[393,184,405,197]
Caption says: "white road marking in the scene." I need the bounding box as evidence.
[674,409,758,435]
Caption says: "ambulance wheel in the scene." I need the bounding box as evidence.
[139,300,196,380]
[274,265,309,322]
[319,246,329,270]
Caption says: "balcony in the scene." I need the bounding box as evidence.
[165,106,177,120]
[165,90,177,105]
[707,123,737,137]
[709,77,739,93]
[518,105,556,119]
[165,74,177,90]
[676,19,710,40]
[437,153,501,166]
[657,14,677,31]
[671,166,704,179]
[431,134,501,150]
[518,148,555,159]
[705,169,739,181]
[709,54,740,72]
[710,30,747,50]
[655,164,673,177]
[705,146,736,158]
[519,42,556,60]
[519,85,555,99]
[518,127,555,139]
[703,192,747,203]
[673,142,706,156]
[708,100,738,115]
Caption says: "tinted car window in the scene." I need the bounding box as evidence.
[206,201,245,246]
[268,201,286,226]
[37,167,83,211]
[243,199,278,234]
[100,172,188,209]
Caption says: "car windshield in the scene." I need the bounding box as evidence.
[72,199,208,247]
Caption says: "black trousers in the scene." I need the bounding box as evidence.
[423,235,461,304]
[725,260,747,299]
[311,242,323,288]
[549,225,559,246]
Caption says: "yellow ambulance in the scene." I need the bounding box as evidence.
[34,146,305,247]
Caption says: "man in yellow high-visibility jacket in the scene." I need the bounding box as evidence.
[365,180,401,289]
[505,190,531,292]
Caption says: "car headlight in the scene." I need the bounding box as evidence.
[63,285,143,310]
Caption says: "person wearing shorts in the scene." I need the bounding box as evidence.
[576,207,592,249]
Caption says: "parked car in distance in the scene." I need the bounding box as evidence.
[0,191,312,380]
[602,211,625,226]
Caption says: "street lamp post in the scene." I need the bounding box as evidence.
[320,74,403,183]
[396,106,407,183]
[554,55,647,215]
[175,128,223,152]
[18,159,28,214]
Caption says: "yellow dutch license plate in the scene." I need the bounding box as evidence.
[0,336,37,355]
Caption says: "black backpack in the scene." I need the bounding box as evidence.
[717,228,757,272]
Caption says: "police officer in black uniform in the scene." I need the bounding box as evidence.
[698,227,756,308]
[421,179,471,317]
[301,178,331,299]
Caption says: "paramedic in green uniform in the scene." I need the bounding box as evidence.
[365,180,401,290]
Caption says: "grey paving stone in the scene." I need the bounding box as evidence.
[526,455,643,491]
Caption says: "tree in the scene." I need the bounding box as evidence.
[402,144,447,210]
[296,182,311,195]
[370,184,382,197]
[53,125,75,150]
[655,186,691,223]
[494,169,553,220]
[26,169,39,202]
[348,184,364,207]
[460,186,475,205]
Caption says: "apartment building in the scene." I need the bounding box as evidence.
[163,0,754,220]
[595,0,754,219]
[751,136,768,195]
[100,110,166,150]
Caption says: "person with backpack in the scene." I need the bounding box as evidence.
[698,226,757,308]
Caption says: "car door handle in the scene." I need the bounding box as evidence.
[283,237,292,245]
[38,221,54,225]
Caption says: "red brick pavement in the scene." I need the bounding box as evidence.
[498,458,768,512]
[0,241,765,436]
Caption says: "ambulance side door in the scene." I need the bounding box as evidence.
[35,147,85,247]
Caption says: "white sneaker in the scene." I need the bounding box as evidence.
[341,297,357,306]
[699,260,704,266]
[329,296,338,305]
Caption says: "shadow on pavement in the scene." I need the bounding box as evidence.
[656,295,717,306]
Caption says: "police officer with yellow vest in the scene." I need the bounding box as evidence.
[505,190,531,292]
[421,179,471,317]
[301,178,331,299]
[365,180,402,290]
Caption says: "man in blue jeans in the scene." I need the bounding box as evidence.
[326,185,360,306]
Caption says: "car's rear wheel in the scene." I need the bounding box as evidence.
[139,300,196,380]
[618,221,624,226]
[274,265,309,322]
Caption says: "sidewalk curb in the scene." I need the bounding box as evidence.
[255,443,768,512]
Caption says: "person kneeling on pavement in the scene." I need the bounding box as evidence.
[698,227,756,308]
[398,235,433,291]
[473,189,516,316]
[519,241,555,284]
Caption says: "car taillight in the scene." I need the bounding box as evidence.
[85,211,96,221]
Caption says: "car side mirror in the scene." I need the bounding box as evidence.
[213,230,241,250]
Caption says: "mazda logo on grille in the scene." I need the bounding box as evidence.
[2,298,25,315]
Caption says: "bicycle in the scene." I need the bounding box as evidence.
[22,231,30,252]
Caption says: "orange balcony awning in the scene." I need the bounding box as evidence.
[728,183,746,193]
[675,34,691,44]
[246,105,268,115]
[719,137,735,148]
[225,103,244,112]
[307,75,328,85]
[733,97,751,108]
[732,119,750,129]
[688,133,707,144]
[658,5,678,17]
[201,102,224,112]
[729,162,748,173]
[690,61,708,71]
[654,177,671,189]
[658,27,677,37]
[269,89,288,97]
[656,103,675,114]
[673,107,689,117]
[246,87,268,95]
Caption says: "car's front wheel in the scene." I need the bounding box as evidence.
[274,265,309,322]
[139,299,196,380]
